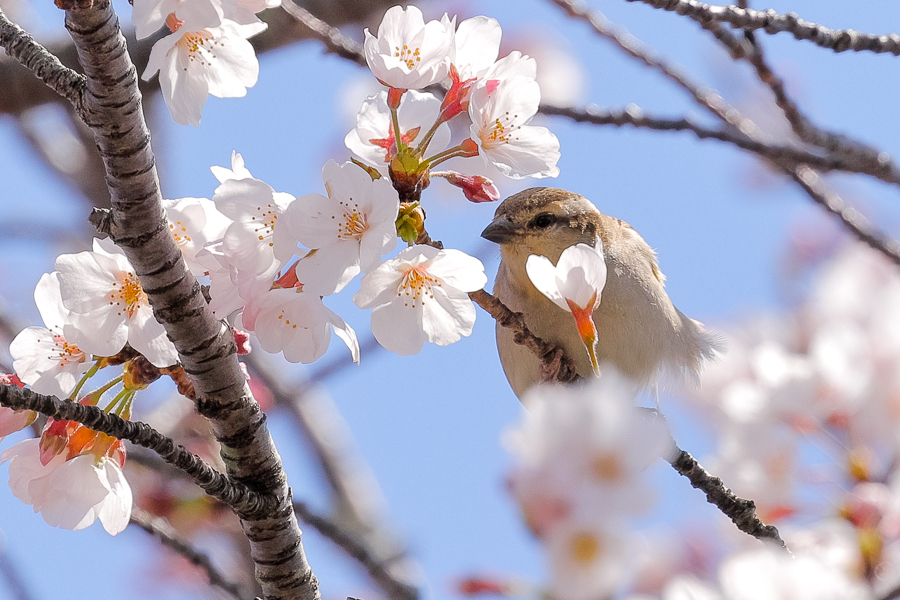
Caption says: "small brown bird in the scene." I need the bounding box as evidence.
[481,187,719,398]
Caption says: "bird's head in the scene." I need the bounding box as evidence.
[481,187,602,265]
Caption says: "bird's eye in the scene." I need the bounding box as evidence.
[531,213,556,229]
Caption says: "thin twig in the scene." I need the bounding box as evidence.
[624,0,900,55]
[667,447,789,550]
[468,289,580,385]
[689,2,900,189]
[130,507,248,600]
[294,502,418,600]
[551,0,900,267]
[788,166,900,266]
[539,104,900,185]
[280,1,366,67]
[0,7,85,114]
[0,384,273,518]
[547,0,762,138]
[0,545,34,600]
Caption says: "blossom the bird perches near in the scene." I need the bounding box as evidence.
[526,243,608,376]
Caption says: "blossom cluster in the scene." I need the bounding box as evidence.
[347,5,560,204]
[134,0,278,125]
[505,371,672,600]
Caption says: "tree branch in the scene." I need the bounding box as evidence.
[294,502,418,600]
[0,383,272,517]
[788,166,900,266]
[468,289,580,385]
[279,1,365,67]
[0,7,85,114]
[550,0,900,269]
[53,2,319,596]
[130,507,248,600]
[687,3,900,192]
[667,447,789,550]
[624,0,900,55]
[547,0,763,138]
[539,104,900,185]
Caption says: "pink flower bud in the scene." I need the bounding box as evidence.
[234,329,252,355]
[443,172,501,203]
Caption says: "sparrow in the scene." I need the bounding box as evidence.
[481,187,720,398]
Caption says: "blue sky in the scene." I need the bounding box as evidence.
[1,1,899,598]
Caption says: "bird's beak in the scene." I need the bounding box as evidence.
[481,216,524,244]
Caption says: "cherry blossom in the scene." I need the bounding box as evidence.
[2,435,132,535]
[451,16,502,81]
[0,407,36,441]
[212,175,296,277]
[506,371,671,523]
[142,0,267,126]
[718,544,871,600]
[545,519,630,600]
[344,90,451,173]
[285,160,400,295]
[505,372,670,600]
[526,242,607,375]
[220,0,282,26]
[55,238,179,368]
[194,241,249,319]
[10,272,92,398]
[468,74,560,179]
[132,0,222,40]
[240,287,360,364]
[353,245,487,355]
[162,196,230,275]
[436,171,500,203]
[210,150,254,183]
[363,5,454,92]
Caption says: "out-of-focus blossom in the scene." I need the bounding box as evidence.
[507,370,671,528]
[719,544,870,600]
[506,371,669,600]
[545,519,630,600]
